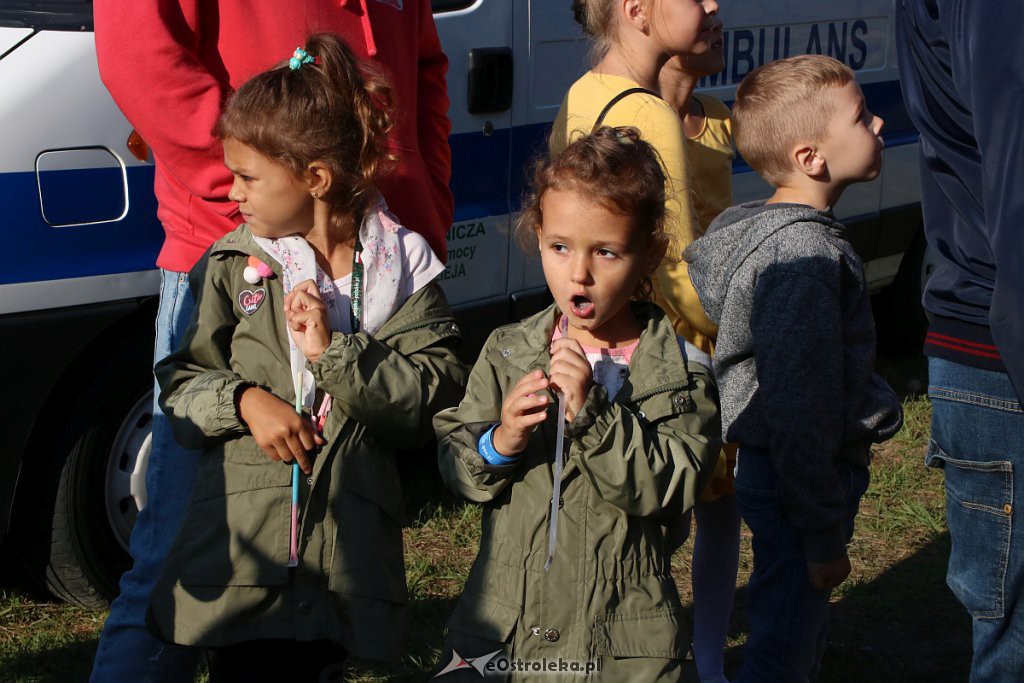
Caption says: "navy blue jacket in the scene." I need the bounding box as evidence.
[896,0,1024,400]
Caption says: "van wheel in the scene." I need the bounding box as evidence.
[19,331,152,609]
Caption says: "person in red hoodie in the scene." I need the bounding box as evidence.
[88,3,452,682]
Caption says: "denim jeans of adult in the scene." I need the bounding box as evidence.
[734,448,869,683]
[927,357,1024,683]
[90,270,202,683]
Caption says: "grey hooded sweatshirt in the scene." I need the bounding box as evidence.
[685,201,903,562]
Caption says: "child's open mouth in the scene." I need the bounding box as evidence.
[570,294,594,318]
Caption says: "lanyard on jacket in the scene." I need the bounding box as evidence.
[545,316,570,571]
[350,237,364,333]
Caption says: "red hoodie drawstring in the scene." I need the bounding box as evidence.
[340,0,378,56]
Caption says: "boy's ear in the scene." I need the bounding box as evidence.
[792,144,827,180]
[306,161,333,197]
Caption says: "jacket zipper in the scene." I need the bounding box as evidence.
[378,314,458,341]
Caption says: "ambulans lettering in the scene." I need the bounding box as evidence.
[699,19,885,88]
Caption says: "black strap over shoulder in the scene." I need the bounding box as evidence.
[592,87,661,132]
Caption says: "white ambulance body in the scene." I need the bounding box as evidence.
[0,0,921,606]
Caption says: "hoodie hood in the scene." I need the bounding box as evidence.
[342,0,378,56]
[684,201,845,323]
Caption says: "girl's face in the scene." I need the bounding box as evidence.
[224,138,315,239]
[648,0,720,56]
[537,188,663,347]
[678,7,724,76]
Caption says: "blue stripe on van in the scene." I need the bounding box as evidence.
[0,165,163,286]
[2,80,917,287]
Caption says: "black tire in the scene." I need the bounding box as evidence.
[17,326,153,609]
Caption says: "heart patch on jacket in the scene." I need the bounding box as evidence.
[238,288,267,315]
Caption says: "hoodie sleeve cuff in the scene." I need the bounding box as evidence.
[802,524,848,563]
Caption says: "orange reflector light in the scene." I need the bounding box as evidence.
[127,130,149,162]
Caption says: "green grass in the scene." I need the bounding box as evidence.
[0,390,971,682]
[0,590,105,682]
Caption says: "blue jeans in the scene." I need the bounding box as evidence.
[91,270,202,683]
[734,449,869,683]
[927,358,1024,683]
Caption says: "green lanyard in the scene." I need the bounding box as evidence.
[350,237,364,333]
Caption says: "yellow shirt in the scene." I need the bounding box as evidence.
[685,94,738,498]
[549,72,716,344]
[686,94,734,237]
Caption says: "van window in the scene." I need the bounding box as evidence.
[0,0,92,31]
[432,0,474,13]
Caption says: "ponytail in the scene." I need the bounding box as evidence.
[570,0,623,61]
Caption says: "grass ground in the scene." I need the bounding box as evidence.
[0,355,969,682]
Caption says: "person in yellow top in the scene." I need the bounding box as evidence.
[660,24,740,683]
[552,0,722,349]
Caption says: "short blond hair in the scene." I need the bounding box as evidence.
[732,55,855,186]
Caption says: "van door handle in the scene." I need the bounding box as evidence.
[467,47,513,114]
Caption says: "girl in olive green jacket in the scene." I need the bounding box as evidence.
[435,127,721,682]
[148,35,466,679]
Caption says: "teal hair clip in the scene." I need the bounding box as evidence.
[289,47,315,71]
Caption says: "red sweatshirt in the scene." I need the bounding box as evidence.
[94,0,453,271]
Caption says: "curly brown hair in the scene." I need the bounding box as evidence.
[515,126,669,300]
[217,33,396,236]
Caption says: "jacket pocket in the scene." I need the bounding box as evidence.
[175,485,292,587]
[447,548,525,644]
[925,439,1012,619]
[448,593,522,644]
[339,447,406,524]
[190,437,294,501]
[592,606,688,659]
[173,440,293,587]
[327,449,407,604]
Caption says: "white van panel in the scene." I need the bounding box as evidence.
[434,0,515,306]
[0,26,31,53]
[0,31,139,174]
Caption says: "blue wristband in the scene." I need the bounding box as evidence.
[478,423,519,465]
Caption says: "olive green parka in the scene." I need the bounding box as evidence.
[434,304,721,680]
[148,225,466,661]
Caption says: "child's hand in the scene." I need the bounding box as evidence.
[493,370,551,456]
[548,338,593,422]
[807,552,852,592]
[284,280,331,362]
[237,386,325,474]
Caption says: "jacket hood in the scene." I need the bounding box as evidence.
[684,201,846,323]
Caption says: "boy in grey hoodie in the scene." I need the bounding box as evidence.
[684,55,903,682]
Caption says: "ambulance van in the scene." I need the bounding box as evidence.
[0,0,924,607]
